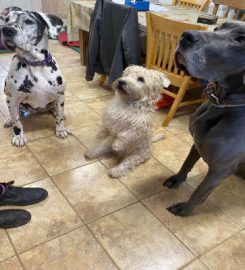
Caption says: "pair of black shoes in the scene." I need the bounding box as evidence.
[0,181,48,229]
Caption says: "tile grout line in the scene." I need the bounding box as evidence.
[25,142,123,269]
[5,230,27,270]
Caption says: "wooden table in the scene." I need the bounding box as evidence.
[67,0,229,65]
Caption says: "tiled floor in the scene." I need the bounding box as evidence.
[0,41,244,270]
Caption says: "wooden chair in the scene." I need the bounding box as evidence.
[212,0,245,20]
[146,12,207,127]
[172,0,210,12]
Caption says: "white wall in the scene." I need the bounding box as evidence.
[0,0,42,12]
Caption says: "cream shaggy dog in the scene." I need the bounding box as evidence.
[85,65,170,178]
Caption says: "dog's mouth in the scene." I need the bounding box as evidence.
[3,40,16,50]
[174,51,190,75]
[116,81,128,95]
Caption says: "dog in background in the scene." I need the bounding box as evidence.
[85,65,170,178]
[1,7,70,147]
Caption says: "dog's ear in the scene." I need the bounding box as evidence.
[34,13,63,39]
[153,70,171,89]
[0,6,22,21]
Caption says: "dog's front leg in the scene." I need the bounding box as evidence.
[7,99,26,147]
[163,145,201,188]
[55,93,71,139]
[85,137,113,159]
[108,150,151,178]
[167,168,233,216]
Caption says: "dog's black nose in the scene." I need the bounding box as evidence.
[118,80,126,90]
[2,27,17,37]
[180,31,199,46]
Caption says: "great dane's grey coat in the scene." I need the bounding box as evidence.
[0,8,70,147]
[163,22,245,216]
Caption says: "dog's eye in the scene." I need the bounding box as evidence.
[24,19,34,25]
[5,17,9,23]
[137,76,145,83]
[213,27,218,32]
[234,36,245,43]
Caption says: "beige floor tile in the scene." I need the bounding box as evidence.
[0,146,47,185]
[73,124,101,149]
[84,95,113,116]
[177,131,194,145]
[182,259,209,270]
[53,162,137,223]
[7,178,82,252]
[54,52,81,68]
[49,42,75,55]
[0,115,12,148]
[152,136,208,177]
[0,68,8,77]
[0,76,6,84]
[0,257,23,270]
[64,90,80,104]
[155,109,190,135]
[19,227,116,270]
[188,174,245,226]
[201,231,245,270]
[0,81,5,96]
[0,230,15,262]
[61,66,86,83]
[67,80,112,100]
[143,185,241,255]
[89,203,194,270]
[119,158,173,200]
[28,136,91,176]
[64,101,101,131]
[21,113,55,141]
[0,94,9,116]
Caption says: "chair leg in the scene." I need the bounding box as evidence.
[163,76,191,127]
[99,75,107,86]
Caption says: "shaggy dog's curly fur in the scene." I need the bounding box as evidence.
[85,65,170,178]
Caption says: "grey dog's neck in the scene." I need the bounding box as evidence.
[215,71,245,98]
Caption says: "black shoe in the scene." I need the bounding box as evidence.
[0,181,48,206]
[0,209,31,229]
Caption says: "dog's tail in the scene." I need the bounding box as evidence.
[152,131,165,142]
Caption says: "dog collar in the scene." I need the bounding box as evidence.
[204,83,245,108]
[16,53,52,67]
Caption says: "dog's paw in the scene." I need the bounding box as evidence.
[55,127,72,139]
[163,175,185,189]
[112,141,124,153]
[3,117,12,128]
[108,167,124,178]
[167,203,191,216]
[84,149,98,159]
[12,134,27,147]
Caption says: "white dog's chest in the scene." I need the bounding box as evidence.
[6,59,65,109]
[22,84,56,108]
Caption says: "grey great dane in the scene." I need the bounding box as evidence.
[163,22,245,216]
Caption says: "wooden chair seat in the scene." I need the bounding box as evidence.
[146,12,207,127]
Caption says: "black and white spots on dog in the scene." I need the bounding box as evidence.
[1,7,70,147]
[18,75,34,93]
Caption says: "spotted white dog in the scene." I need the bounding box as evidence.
[85,65,170,178]
[1,8,70,147]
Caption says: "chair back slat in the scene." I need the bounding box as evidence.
[146,13,207,85]
[212,0,245,20]
[172,0,209,12]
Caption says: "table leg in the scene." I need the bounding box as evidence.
[79,29,89,66]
